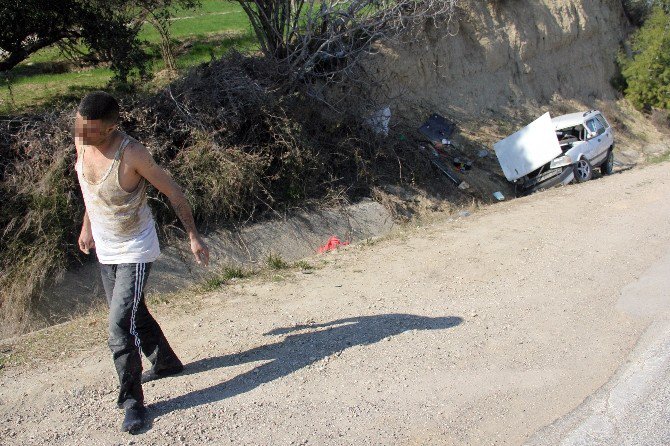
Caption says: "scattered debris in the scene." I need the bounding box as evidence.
[493,191,505,201]
[421,146,463,186]
[452,157,473,172]
[366,106,392,136]
[317,236,350,254]
[418,114,472,191]
[419,114,456,144]
[477,149,489,158]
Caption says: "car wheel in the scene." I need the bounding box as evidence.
[574,158,593,182]
[601,150,614,175]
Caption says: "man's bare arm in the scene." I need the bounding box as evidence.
[170,193,198,237]
[83,209,91,230]
[79,210,95,254]
[128,143,210,265]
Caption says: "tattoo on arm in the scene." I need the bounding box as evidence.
[171,197,197,236]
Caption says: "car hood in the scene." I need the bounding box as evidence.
[494,112,563,181]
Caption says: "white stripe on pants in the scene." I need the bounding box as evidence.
[130,262,145,348]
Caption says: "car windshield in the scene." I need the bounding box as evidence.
[557,124,584,142]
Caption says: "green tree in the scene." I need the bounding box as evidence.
[0,0,197,83]
[620,5,670,109]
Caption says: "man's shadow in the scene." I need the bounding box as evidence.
[147,313,462,420]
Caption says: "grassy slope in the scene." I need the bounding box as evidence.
[0,1,255,113]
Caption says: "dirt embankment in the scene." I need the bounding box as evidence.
[370,0,630,118]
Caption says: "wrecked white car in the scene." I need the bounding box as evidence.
[494,111,615,196]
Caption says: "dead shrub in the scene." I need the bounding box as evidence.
[0,112,82,336]
[167,138,268,225]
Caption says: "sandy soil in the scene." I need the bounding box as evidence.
[2,161,670,445]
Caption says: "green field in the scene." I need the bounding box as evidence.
[0,1,256,113]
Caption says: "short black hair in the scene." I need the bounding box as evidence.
[78,91,120,122]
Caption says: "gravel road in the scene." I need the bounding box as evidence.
[2,162,670,446]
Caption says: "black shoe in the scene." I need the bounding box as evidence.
[121,406,146,433]
[141,363,184,384]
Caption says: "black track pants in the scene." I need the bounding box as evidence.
[100,262,182,409]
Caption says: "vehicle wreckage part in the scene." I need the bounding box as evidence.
[515,166,574,197]
[430,154,463,186]
[549,155,573,169]
[493,113,562,182]
[419,114,455,143]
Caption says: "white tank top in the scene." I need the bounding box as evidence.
[75,134,160,264]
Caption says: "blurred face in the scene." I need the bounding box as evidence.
[75,112,115,146]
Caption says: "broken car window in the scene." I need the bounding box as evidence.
[557,125,585,141]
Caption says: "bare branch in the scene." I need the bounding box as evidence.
[231,0,458,104]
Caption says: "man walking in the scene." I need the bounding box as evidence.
[74,91,209,433]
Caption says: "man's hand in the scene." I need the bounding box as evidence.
[190,234,210,266]
[78,226,95,254]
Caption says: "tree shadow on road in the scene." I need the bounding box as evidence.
[146,313,462,422]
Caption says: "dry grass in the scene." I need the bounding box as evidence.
[0,112,84,337]
[650,109,670,135]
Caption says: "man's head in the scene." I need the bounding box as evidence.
[75,91,120,146]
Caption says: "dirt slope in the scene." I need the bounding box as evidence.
[2,161,670,445]
[367,0,630,119]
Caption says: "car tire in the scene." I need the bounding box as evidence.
[574,158,593,183]
[601,149,614,175]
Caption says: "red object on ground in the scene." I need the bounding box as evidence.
[317,236,350,254]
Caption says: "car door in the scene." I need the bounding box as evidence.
[595,113,614,149]
[584,117,607,162]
